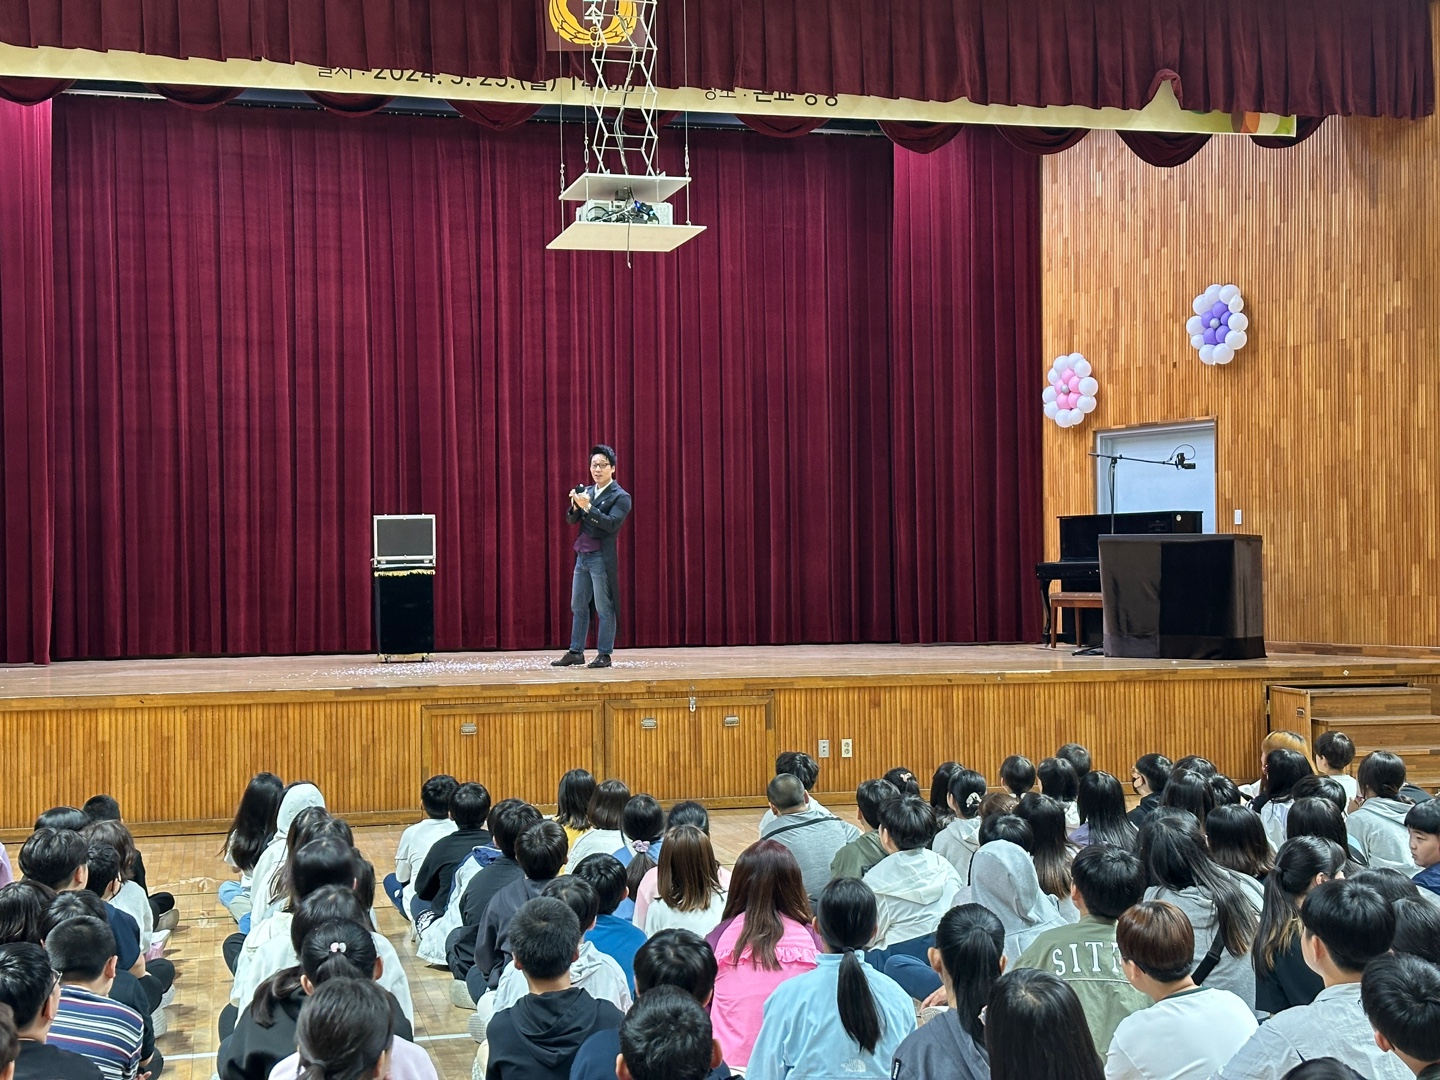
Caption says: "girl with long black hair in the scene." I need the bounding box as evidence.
[746,878,916,1080]
[985,968,1103,1080]
[1252,836,1346,1014]
[1250,748,1314,850]
[219,772,285,930]
[1073,771,1138,850]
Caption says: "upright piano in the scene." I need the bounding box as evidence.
[1036,511,1203,642]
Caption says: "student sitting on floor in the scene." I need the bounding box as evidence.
[758,775,859,901]
[617,986,723,1080]
[620,795,664,887]
[631,803,729,928]
[1360,952,1440,1080]
[278,976,439,1080]
[986,967,1103,1080]
[81,821,154,953]
[552,769,597,853]
[411,782,491,928]
[643,827,728,939]
[248,784,327,932]
[1000,755,1037,797]
[1312,733,1359,804]
[1038,757,1083,836]
[1127,754,1172,827]
[44,915,143,1080]
[565,781,632,871]
[82,797,176,932]
[1347,753,1422,874]
[384,774,458,919]
[862,795,963,960]
[932,769,987,883]
[757,752,835,834]
[570,855,646,992]
[829,779,900,881]
[1404,799,1440,899]
[0,941,102,1080]
[484,897,624,1080]
[1252,837,1347,1016]
[469,821,569,1005]
[218,773,285,933]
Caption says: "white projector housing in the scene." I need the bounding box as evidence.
[548,171,706,253]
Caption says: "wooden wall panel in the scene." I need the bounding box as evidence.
[605,697,774,805]
[1041,78,1440,647]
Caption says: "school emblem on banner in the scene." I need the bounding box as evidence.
[544,0,647,50]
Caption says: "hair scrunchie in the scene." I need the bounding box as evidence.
[328,941,348,954]
[631,840,652,855]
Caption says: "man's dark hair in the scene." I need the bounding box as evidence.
[590,444,618,467]
[572,854,628,917]
[854,779,899,830]
[1404,799,1440,835]
[0,942,55,1029]
[45,915,116,981]
[420,775,459,819]
[542,876,599,931]
[449,782,492,830]
[488,799,543,861]
[1071,845,1144,921]
[620,985,714,1080]
[18,829,88,891]
[999,755,1036,796]
[1300,879,1394,973]
[41,890,109,939]
[767,774,806,812]
[775,752,820,792]
[1314,732,1357,772]
[1134,754,1173,794]
[1037,757,1080,802]
[84,843,122,897]
[1056,744,1092,779]
[33,808,89,833]
[878,795,936,851]
[508,897,580,980]
[1361,952,1440,1064]
[515,820,568,880]
[978,813,1033,851]
[633,928,718,1001]
[82,796,122,823]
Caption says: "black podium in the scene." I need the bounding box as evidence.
[372,568,435,658]
[1099,534,1265,660]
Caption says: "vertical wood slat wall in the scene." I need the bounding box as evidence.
[1041,84,1440,646]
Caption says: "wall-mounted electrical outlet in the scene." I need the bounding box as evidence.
[818,739,831,758]
[841,738,853,758]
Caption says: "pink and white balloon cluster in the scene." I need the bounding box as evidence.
[1043,353,1098,429]
[1187,283,1249,365]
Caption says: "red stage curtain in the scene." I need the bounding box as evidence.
[737,115,824,139]
[0,99,55,664]
[1118,131,1212,168]
[144,84,244,110]
[449,101,539,130]
[0,0,1430,119]
[1251,116,1327,149]
[0,76,71,104]
[997,127,1090,156]
[890,127,1043,644]
[878,121,962,155]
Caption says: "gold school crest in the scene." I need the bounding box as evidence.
[544,0,647,50]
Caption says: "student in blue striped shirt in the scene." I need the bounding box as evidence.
[45,917,144,1080]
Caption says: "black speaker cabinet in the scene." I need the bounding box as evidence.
[372,569,435,658]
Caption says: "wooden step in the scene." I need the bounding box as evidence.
[1313,715,1440,745]
[1306,687,1435,719]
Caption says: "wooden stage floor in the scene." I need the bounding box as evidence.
[2,643,1438,835]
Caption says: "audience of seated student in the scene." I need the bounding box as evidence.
[706,841,818,1070]
[1106,900,1258,1079]
[570,856,646,991]
[571,929,729,1080]
[1139,808,1262,1012]
[999,755,1036,797]
[1404,798,1440,898]
[1218,879,1408,1080]
[889,905,1000,1080]
[966,838,1068,965]
[469,821,569,1005]
[553,769,597,852]
[1253,837,1346,1015]
[1159,770,1218,824]
[932,769,987,883]
[44,916,142,1080]
[1015,794,1078,917]
[758,774,860,900]
[1286,793,1367,871]
[631,802,725,927]
[883,768,921,799]
[928,763,961,829]
[411,783,491,926]
[644,826,728,938]
[490,878,631,1017]
[1390,895,1440,963]
[1073,772,1139,850]
[1239,733,1313,799]
[757,753,835,834]
[863,796,963,956]
[620,795,664,884]
[1037,757,1082,835]
[249,784,327,932]
[1361,952,1440,1080]
[617,985,723,1080]
[485,896,624,1080]
[1015,845,1150,1054]
[0,941,103,1080]
[384,775,459,918]
[218,774,284,934]
[1206,804,1275,881]
[986,967,1102,1080]
[220,916,410,1080]
[279,976,438,1080]
[1251,749,1315,852]
[746,878,915,1080]
[81,798,175,930]
[829,780,899,881]
[1349,752,1422,873]
[84,839,177,1012]
[566,780,632,870]
[1312,733,1359,804]
[446,800,544,993]
[1127,754,1172,827]
[81,821,153,953]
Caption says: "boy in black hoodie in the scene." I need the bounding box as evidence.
[485,897,622,1080]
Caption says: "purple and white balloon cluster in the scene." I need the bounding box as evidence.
[1043,353,1098,429]
[1187,283,1249,365]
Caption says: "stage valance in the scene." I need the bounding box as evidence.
[0,0,1431,119]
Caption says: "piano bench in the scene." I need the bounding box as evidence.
[1049,591,1104,648]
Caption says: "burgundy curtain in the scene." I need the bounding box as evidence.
[0,76,71,105]
[737,115,824,139]
[997,127,1089,156]
[0,0,1430,118]
[1251,116,1327,149]
[0,99,54,664]
[890,128,1043,644]
[144,84,244,110]
[879,121,962,155]
[448,101,539,131]
[1117,131,1212,168]
[304,91,395,117]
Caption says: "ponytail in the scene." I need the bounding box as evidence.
[817,878,884,1054]
[934,904,1005,1044]
[1253,837,1345,975]
[1139,809,1257,958]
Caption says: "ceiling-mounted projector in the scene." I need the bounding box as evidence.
[548,172,706,253]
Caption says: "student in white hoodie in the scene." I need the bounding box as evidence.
[249,784,327,931]
[1348,753,1423,874]
[932,769,987,885]
[969,838,1070,964]
[862,796,964,958]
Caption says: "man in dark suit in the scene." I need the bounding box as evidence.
[553,444,632,669]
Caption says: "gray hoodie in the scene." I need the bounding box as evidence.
[1145,868,1264,1015]
[969,840,1071,963]
[1348,797,1421,874]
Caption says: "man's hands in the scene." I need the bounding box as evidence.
[571,491,591,511]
